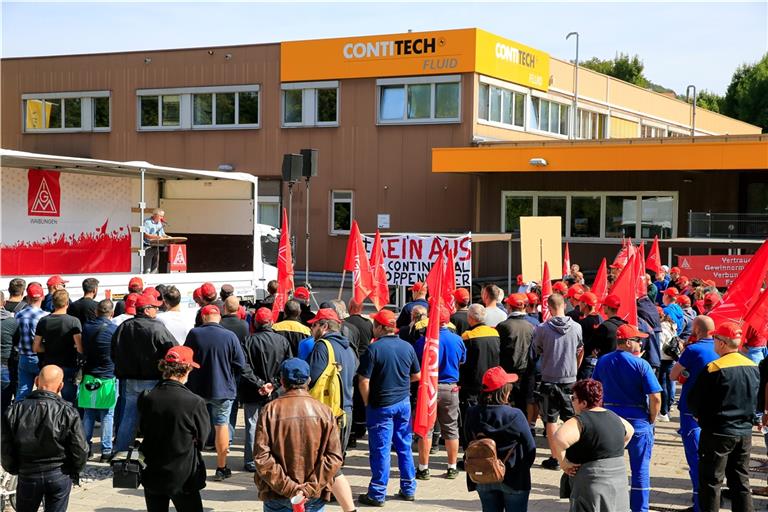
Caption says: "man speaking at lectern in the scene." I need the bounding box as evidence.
[143,209,168,274]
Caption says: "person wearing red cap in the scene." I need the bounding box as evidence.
[497,294,534,412]
[184,304,245,481]
[138,345,210,512]
[564,284,585,322]
[291,286,316,326]
[13,282,48,401]
[702,292,721,316]
[525,292,541,327]
[112,293,141,326]
[114,277,144,316]
[593,294,628,360]
[450,288,472,337]
[412,306,466,481]
[357,309,421,506]
[112,292,177,453]
[464,367,536,511]
[238,307,291,473]
[193,283,225,328]
[576,292,603,380]
[688,321,758,512]
[593,323,662,512]
[669,315,718,511]
[395,282,428,329]
[675,294,696,341]
[668,266,682,289]
[272,300,311,356]
[42,275,70,313]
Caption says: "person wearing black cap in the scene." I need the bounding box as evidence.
[138,346,210,512]
[254,358,343,511]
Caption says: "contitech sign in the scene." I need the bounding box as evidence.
[362,234,472,287]
[677,254,754,288]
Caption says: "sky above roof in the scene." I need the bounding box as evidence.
[2,1,766,95]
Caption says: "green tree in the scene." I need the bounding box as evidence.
[695,90,724,113]
[722,54,768,132]
[581,53,649,87]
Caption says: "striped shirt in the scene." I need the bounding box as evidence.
[14,306,48,356]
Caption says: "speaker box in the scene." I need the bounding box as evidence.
[300,148,318,178]
[282,154,303,182]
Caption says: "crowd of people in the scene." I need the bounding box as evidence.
[0,262,765,512]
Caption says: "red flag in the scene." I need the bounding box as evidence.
[610,254,638,326]
[645,236,662,274]
[343,220,373,304]
[272,208,294,322]
[541,262,552,321]
[368,230,390,311]
[443,248,457,313]
[563,243,571,279]
[709,240,768,326]
[744,287,768,340]
[591,258,608,303]
[635,243,647,300]
[613,239,631,268]
[414,250,446,439]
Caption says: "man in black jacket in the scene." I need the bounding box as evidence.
[496,294,533,411]
[272,300,311,356]
[346,299,373,358]
[112,293,177,453]
[219,297,248,344]
[593,294,627,358]
[239,308,291,472]
[1,365,88,512]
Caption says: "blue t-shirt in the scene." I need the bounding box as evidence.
[414,327,467,384]
[298,336,315,361]
[357,334,420,407]
[678,338,719,414]
[593,349,662,420]
[143,217,166,246]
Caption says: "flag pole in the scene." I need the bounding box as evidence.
[337,269,346,300]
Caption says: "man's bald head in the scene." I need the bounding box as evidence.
[693,315,715,339]
[35,365,64,394]
[223,296,240,315]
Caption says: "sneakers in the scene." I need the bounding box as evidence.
[358,494,385,507]
[429,443,439,455]
[657,413,671,422]
[99,452,113,463]
[541,457,559,470]
[415,468,430,480]
[213,466,232,481]
[445,468,459,479]
[243,463,256,473]
[396,490,415,501]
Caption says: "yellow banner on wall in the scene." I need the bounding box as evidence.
[25,99,53,129]
[280,28,549,91]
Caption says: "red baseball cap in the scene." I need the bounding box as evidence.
[26,283,44,299]
[254,307,273,325]
[200,304,221,316]
[663,287,679,297]
[193,287,202,302]
[670,267,681,274]
[371,309,396,327]
[676,295,691,307]
[566,284,585,299]
[711,321,742,340]
[677,276,690,287]
[580,292,598,307]
[553,281,568,293]
[603,294,621,310]
[482,366,519,392]
[308,308,341,324]
[411,281,426,293]
[164,346,200,368]
[200,282,217,301]
[136,293,163,309]
[616,324,649,340]
[704,292,721,305]
[504,293,528,308]
[143,286,160,299]
[124,293,140,315]
[128,276,144,291]
[453,288,470,303]
[46,275,68,286]
[293,287,310,301]
[526,292,539,305]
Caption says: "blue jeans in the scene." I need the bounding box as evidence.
[626,419,654,512]
[366,397,416,502]
[744,346,767,365]
[680,413,701,512]
[16,354,40,401]
[83,400,117,455]
[16,468,72,512]
[1,365,12,416]
[263,497,325,512]
[243,402,265,467]
[659,360,676,416]
[114,379,157,452]
[477,484,529,512]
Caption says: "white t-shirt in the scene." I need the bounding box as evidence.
[112,314,133,326]
[484,306,508,328]
[158,310,192,345]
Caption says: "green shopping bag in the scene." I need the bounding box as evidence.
[78,374,117,409]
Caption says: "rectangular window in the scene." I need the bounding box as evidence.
[193,94,213,125]
[478,79,526,129]
[316,88,338,123]
[503,196,534,235]
[281,81,339,127]
[641,196,674,238]
[161,95,180,127]
[605,195,637,238]
[215,93,235,125]
[490,86,502,123]
[377,76,460,124]
[331,190,353,235]
[641,124,667,138]
[140,96,159,127]
[479,83,490,120]
[238,91,259,125]
[578,109,607,140]
[537,196,567,236]
[532,97,570,136]
[23,91,110,132]
[283,89,303,124]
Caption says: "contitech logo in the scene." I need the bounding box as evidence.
[343,37,437,59]
[495,42,537,68]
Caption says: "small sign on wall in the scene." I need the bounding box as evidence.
[377,214,390,229]
[169,244,187,273]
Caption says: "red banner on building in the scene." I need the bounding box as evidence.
[169,244,187,273]
[677,254,754,288]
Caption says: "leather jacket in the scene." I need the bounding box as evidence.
[253,389,343,501]
[1,390,88,476]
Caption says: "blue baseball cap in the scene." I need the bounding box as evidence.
[281,358,310,385]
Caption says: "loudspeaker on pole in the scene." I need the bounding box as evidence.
[282,153,303,182]
[300,148,318,178]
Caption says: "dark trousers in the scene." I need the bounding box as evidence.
[698,431,754,512]
[144,489,203,512]
[458,390,478,449]
[143,246,160,274]
[16,468,72,512]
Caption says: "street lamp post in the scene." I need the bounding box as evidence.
[566,32,579,140]
[686,85,697,136]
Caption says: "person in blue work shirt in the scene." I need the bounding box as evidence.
[661,288,685,335]
[396,282,428,329]
[357,309,421,507]
[142,208,167,274]
[413,306,466,480]
[653,267,671,304]
[593,323,662,512]
[669,315,718,512]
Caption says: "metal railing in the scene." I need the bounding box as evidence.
[688,211,768,239]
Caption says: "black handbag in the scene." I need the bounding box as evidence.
[663,336,683,360]
[111,443,144,489]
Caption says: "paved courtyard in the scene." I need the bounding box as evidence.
[68,408,768,511]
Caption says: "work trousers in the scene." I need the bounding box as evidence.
[626,418,654,512]
[698,431,753,512]
[680,413,702,512]
[144,489,203,512]
[366,397,416,502]
[16,468,72,512]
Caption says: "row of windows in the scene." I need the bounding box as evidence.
[503,192,676,240]
[23,92,110,132]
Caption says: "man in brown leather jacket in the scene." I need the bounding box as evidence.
[254,358,343,512]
